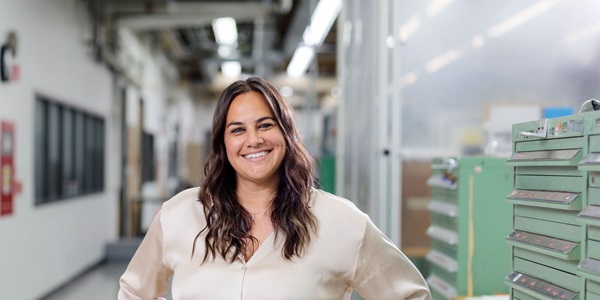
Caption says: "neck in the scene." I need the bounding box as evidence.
[236,180,278,212]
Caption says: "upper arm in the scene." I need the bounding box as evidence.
[118,210,173,300]
[351,219,431,300]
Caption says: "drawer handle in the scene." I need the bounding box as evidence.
[520,131,546,138]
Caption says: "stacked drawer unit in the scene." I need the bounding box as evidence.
[578,110,600,299]
[426,157,512,300]
[506,115,586,300]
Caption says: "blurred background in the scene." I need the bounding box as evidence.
[0,0,599,299]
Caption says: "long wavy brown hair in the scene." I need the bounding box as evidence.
[193,77,318,263]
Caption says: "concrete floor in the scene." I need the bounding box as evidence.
[39,262,173,300]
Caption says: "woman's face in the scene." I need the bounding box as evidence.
[224,91,286,187]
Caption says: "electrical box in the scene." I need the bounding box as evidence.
[426,157,512,300]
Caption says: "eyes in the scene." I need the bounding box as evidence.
[229,122,276,135]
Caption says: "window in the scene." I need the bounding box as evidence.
[35,95,106,204]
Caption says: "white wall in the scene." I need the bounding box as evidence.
[0,0,118,299]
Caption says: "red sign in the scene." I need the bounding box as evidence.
[1,121,14,215]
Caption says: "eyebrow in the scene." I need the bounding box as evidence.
[226,116,276,128]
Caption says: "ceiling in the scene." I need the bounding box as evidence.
[86,0,337,87]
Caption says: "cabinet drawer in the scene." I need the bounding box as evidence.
[426,225,458,246]
[430,188,458,203]
[430,213,457,230]
[513,247,579,274]
[426,274,456,300]
[506,269,579,300]
[513,257,580,291]
[507,189,581,210]
[426,249,457,273]
[514,216,581,241]
[429,264,456,287]
[587,188,600,205]
[508,149,582,167]
[577,258,600,282]
[516,166,582,177]
[508,230,580,261]
[591,226,600,241]
[589,173,600,189]
[515,175,583,193]
[590,135,600,152]
[577,206,600,227]
[589,240,600,260]
[586,290,600,300]
[589,280,600,295]
[431,239,456,258]
[512,289,539,300]
[515,206,579,226]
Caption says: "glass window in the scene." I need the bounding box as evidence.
[35,96,106,204]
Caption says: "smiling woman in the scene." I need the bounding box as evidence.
[224,91,287,192]
[118,77,431,300]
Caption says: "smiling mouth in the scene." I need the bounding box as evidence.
[243,151,270,159]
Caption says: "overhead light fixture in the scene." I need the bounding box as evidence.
[302,0,343,46]
[425,49,461,73]
[564,22,600,44]
[213,17,238,48]
[399,16,422,43]
[286,0,342,77]
[400,72,419,87]
[221,61,241,77]
[471,34,485,48]
[287,46,315,78]
[486,0,562,38]
[426,0,454,18]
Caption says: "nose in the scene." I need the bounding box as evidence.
[247,129,264,147]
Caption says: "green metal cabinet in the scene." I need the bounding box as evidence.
[426,157,512,300]
[507,114,587,300]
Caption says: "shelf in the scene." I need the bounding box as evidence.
[426,225,458,246]
[426,249,458,273]
[426,274,457,300]
[427,200,459,218]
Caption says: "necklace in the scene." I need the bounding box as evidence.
[250,207,269,220]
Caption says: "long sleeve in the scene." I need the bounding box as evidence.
[351,218,431,300]
[118,210,173,300]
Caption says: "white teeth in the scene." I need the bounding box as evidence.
[244,151,269,159]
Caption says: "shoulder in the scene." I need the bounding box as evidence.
[310,188,369,233]
[159,187,206,227]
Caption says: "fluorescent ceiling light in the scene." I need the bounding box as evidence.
[486,0,561,38]
[287,46,315,77]
[287,0,342,77]
[564,22,600,44]
[221,61,241,77]
[399,16,421,43]
[218,45,235,57]
[213,17,238,46]
[302,0,342,46]
[400,72,419,87]
[426,0,453,18]
[425,49,461,73]
[471,35,485,48]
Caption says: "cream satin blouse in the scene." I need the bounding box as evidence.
[118,188,431,300]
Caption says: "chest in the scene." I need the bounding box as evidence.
[168,238,353,300]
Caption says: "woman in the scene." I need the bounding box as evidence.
[119,77,431,300]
